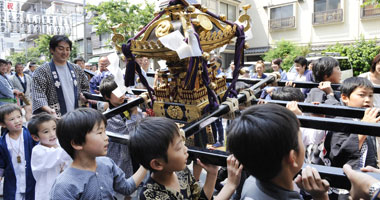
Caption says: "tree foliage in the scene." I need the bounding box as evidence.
[324,36,380,76]
[6,34,79,65]
[6,47,42,65]
[263,40,310,71]
[363,0,380,7]
[86,0,155,46]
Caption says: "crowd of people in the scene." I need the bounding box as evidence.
[1,33,380,200]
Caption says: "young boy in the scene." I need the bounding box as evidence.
[129,117,243,200]
[50,108,147,199]
[227,104,330,200]
[305,57,341,105]
[324,77,380,169]
[0,104,37,200]
[28,113,72,200]
[100,75,142,175]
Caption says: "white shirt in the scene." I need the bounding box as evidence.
[31,143,72,200]
[6,133,26,194]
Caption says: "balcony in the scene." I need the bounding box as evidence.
[361,6,380,18]
[312,9,343,25]
[269,16,295,31]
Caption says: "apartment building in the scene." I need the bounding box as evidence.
[242,0,380,60]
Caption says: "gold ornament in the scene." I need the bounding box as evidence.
[167,105,184,120]
[197,15,213,31]
[155,20,173,38]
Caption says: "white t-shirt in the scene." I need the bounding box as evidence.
[56,64,75,112]
[31,143,72,200]
[6,133,26,194]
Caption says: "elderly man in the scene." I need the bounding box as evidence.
[10,63,33,120]
[89,56,111,94]
[32,35,89,117]
[23,62,37,76]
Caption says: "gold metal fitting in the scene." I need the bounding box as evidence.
[219,15,227,21]
[244,42,249,49]
[202,52,210,60]
[187,5,195,13]
[209,82,217,90]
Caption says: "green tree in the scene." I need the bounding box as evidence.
[324,36,380,76]
[6,34,79,65]
[363,0,380,7]
[6,47,42,65]
[86,0,155,45]
[263,40,310,71]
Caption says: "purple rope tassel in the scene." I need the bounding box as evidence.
[222,24,245,101]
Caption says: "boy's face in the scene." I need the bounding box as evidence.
[108,93,125,107]
[33,120,57,148]
[342,86,373,108]
[1,110,23,133]
[81,121,109,157]
[295,63,305,75]
[326,66,341,84]
[163,133,188,172]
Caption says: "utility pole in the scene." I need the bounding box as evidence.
[83,0,88,61]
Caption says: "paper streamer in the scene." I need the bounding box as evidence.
[158,29,202,59]
[107,53,129,98]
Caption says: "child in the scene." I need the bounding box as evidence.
[227,104,330,200]
[305,57,341,105]
[0,104,37,200]
[324,77,380,169]
[100,75,142,175]
[129,117,243,200]
[28,113,72,200]
[50,108,147,199]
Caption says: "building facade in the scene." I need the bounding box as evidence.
[242,0,380,60]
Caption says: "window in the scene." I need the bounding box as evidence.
[313,0,343,24]
[220,2,236,22]
[361,0,380,18]
[269,4,295,30]
[314,0,340,12]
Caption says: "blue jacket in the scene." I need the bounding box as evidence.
[0,127,37,200]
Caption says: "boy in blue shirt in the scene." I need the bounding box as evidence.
[50,108,147,199]
[0,104,37,200]
[227,104,330,200]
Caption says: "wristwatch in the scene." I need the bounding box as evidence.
[369,182,380,200]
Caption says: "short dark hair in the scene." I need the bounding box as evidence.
[6,60,12,65]
[370,53,380,73]
[271,86,305,102]
[0,104,22,124]
[227,104,300,180]
[57,108,107,159]
[129,117,179,172]
[29,62,37,67]
[341,77,374,97]
[0,59,7,65]
[28,113,56,137]
[294,56,307,67]
[99,75,117,99]
[49,35,72,51]
[15,63,23,68]
[312,57,339,83]
[73,57,85,64]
